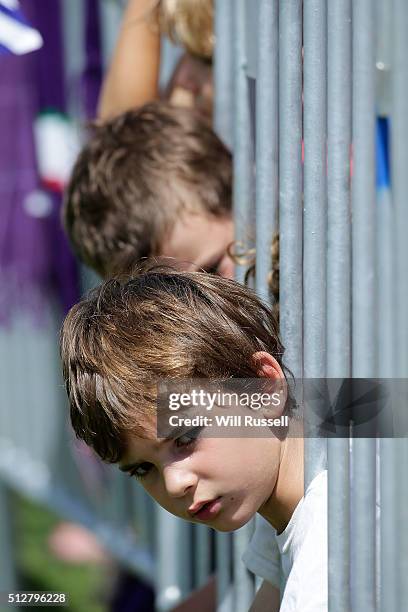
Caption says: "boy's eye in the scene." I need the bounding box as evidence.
[129,462,153,480]
[175,426,204,448]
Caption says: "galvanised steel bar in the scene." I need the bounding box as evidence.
[278,0,303,379]
[392,3,408,609]
[351,0,376,377]
[379,439,398,612]
[216,532,235,612]
[61,0,85,117]
[233,0,254,286]
[233,525,255,612]
[303,0,327,491]
[214,2,236,609]
[255,0,278,305]
[396,438,408,609]
[376,121,396,612]
[392,0,408,379]
[214,0,234,148]
[156,509,192,612]
[327,1,352,382]
[375,0,392,118]
[194,525,212,588]
[231,2,255,609]
[98,0,123,71]
[351,1,377,609]
[376,122,393,378]
[303,0,327,381]
[326,1,352,610]
[0,482,17,592]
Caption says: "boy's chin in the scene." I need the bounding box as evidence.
[211,511,256,533]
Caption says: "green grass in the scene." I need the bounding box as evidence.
[13,494,109,612]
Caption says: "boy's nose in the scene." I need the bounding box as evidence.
[163,464,197,498]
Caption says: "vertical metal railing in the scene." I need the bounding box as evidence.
[327,0,352,610]
[214,0,234,148]
[214,2,240,609]
[351,2,377,611]
[391,2,408,611]
[221,0,408,610]
[231,1,256,609]
[278,0,303,379]
[303,0,327,489]
[255,0,278,305]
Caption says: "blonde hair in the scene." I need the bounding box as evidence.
[159,0,214,59]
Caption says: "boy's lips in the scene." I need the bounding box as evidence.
[188,497,222,521]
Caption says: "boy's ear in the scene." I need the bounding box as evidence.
[252,351,285,380]
[252,351,288,417]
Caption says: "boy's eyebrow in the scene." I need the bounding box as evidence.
[118,435,174,472]
[119,426,197,471]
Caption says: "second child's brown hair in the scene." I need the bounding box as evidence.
[63,102,232,277]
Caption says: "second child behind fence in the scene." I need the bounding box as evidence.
[63,101,234,279]
[60,267,328,612]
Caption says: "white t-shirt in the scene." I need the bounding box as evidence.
[242,470,328,612]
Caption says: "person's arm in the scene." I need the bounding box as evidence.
[170,576,216,612]
[98,0,161,120]
[249,580,280,612]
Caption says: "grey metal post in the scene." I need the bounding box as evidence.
[255,0,278,305]
[233,525,255,612]
[0,481,17,592]
[214,2,237,610]
[214,0,234,148]
[233,0,254,286]
[194,525,212,588]
[278,0,303,378]
[377,156,396,611]
[392,0,408,379]
[326,1,352,610]
[379,439,398,612]
[230,1,255,609]
[216,533,235,612]
[392,3,408,610]
[303,0,327,489]
[375,0,392,118]
[155,509,192,611]
[351,1,377,610]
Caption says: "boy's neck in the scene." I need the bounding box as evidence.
[259,435,305,534]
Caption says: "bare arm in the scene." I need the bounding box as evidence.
[170,576,216,612]
[249,580,280,612]
[98,0,161,120]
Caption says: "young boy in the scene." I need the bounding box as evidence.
[63,101,234,279]
[60,267,327,611]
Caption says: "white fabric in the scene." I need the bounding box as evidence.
[242,470,328,611]
[0,5,43,55]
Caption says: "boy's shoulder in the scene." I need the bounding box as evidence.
[242,470,328,610]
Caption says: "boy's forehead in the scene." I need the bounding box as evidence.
[121,419,159,457]
[120,429,164,469]
[160,210,234,270]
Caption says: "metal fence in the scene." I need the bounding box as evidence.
[216,0,407,610]
[1,0,407,610]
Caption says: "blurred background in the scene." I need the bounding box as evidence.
[0,1,182,610]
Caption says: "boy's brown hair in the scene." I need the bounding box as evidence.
[60,266,288,464]
[63,102,232,277]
